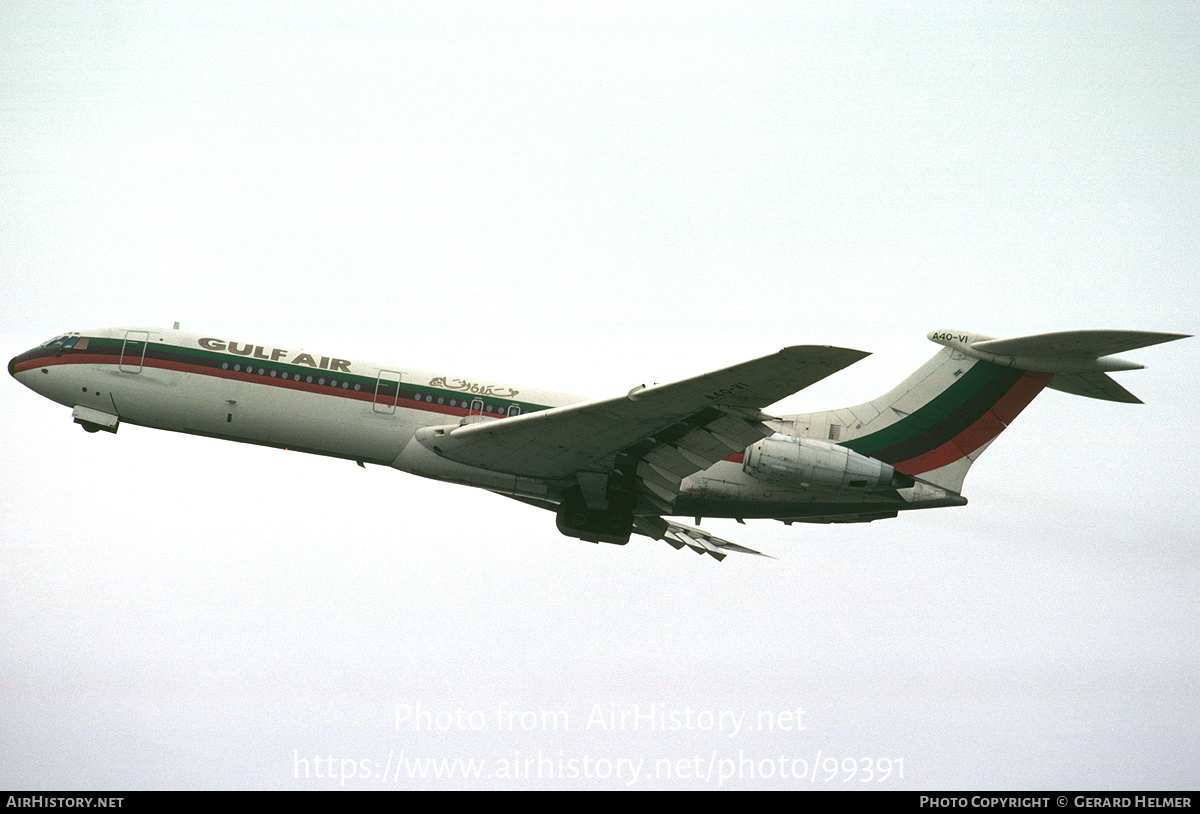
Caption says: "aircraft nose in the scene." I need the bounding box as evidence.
[9,347,39,379]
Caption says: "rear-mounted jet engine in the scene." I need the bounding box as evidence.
[742,434,902,492]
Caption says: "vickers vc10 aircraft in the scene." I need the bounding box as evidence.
[9,326,1187,560]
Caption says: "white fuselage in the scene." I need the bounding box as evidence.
[12,325,568,462]
[10,327,961,522]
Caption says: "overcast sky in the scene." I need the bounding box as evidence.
[2,2,1198,789]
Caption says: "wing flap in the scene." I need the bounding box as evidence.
[705,413,771,448]
[674,427,744,462]
[632,516,771,561]
[642,445,701,479]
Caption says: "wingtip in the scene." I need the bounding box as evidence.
[777,345,871,364]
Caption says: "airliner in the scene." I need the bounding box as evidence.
[9,326,1187,559]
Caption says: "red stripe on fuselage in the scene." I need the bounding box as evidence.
[12,352,488,419]
[10,352,99,374]
[892,370,1052,475]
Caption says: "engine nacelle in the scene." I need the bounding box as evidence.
[742,434,896,491]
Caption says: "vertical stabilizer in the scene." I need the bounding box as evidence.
[781,329,1186,494]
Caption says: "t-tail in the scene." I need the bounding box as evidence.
[781,329,1189,494]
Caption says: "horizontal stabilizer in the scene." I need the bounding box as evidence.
[970,330,1188,360]
[928,329,1189,403]
[1047,371,1143,403]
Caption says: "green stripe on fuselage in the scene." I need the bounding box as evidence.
[84,335,550,414]
[840,359,997,457]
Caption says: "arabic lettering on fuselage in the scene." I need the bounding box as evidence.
[429,375,519,398]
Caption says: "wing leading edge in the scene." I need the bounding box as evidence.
[420,344,869,481]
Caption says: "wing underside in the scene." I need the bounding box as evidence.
[449,344,870,558]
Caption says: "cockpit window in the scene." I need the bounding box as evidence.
[38,334,84,351]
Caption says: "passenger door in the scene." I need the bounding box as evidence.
[119,330,149,373]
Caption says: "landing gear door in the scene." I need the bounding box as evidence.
[373,370,402,414]
[120,330,149,373]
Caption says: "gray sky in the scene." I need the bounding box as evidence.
[2,1,1197,789]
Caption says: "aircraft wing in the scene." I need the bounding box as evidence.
[421,345,868,508]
